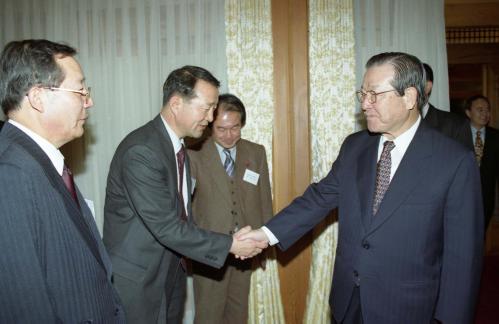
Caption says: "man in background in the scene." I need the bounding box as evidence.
[240,52,483,324]
[189,94,273,324]
[0,39,124,323]
[103,66,266,324]
[465,95,499,232]
[422,63,473,149]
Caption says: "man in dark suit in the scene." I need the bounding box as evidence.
[103,66,266,323]
[465,95,499,232]
[0,39,125,323]
[189,94,273,324]
[239,52,483,324]
[422,63,473,149]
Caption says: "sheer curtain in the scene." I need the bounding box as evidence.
[354,0,449,112]
[0,0,228,231]
[225,1,285,323]
[305,0,357,322]
[1,2,227,322]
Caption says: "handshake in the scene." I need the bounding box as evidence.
[229,226,270,259]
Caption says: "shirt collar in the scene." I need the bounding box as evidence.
[8,119,65,175]
[215,141,236,155]
[470,124,485,133]
[422,103,429,118]
[160,115,184,154]
[380,115,421,153]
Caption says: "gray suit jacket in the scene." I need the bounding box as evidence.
[267,122,483,324]
[0,123,125,323]
[103,115,232,323]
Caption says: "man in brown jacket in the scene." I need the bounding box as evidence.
[188,94,273,324]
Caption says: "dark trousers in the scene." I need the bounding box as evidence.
[332,287,363,324]
[157,260,187,324]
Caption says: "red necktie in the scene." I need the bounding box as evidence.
[62,165,80,207]
[176,145,189,270]
[176,145,188,221]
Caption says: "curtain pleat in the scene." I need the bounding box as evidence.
[305,0,356,322]
[224,1,285,323]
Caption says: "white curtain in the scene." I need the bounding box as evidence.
[225,1,285,323]
[2,1,228,322]
[305,0,357,322]
[354,0,449,112]
[0,0,228,234]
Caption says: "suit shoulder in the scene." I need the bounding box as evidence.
[486,126,499,138]
[430,105,467,125]
[114,120,164,153]
[343,129,373,146]
[426,124,471,158]
[239,138,266,153]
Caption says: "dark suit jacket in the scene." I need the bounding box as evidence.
[103,115,233,323]
[424,104,473,150]
[479,126,499,228]
[266,122,483,324]
[0,123,125,323]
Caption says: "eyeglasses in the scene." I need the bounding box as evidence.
[355,89,398,104]
[43,86,92,103]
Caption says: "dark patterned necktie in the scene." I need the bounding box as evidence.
[176,145,188,221]
[62,165,80,208]
[223,148,235,177]
[372,141,395,215]
[474,130,484,166]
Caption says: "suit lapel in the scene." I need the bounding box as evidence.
[482,127,493,164]
[234,140,252,216]
[357,135,379,233]
[4,124,106,271]
[204,139,232,205]
[151,115,186,220]
[368,123,432,234]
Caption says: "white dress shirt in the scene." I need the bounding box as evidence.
[161,116,188,216]
[8,119,65,175]
[470,125,486,145]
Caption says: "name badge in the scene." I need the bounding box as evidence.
[243,169,259,186]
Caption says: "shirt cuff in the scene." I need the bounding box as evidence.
[261,226,279,246]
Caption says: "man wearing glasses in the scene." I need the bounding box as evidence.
[239,52,483,324]
[0,39,124,323]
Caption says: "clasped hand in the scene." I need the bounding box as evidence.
[229,226,269,259]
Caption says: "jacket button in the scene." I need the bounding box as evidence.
[362,242,370,249]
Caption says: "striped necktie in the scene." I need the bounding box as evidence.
[223,149,235,177]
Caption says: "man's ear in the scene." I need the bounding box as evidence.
[169,95,184,116]
[403,87,418,110]
[26,87,45,113]
[465,109,471,119]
